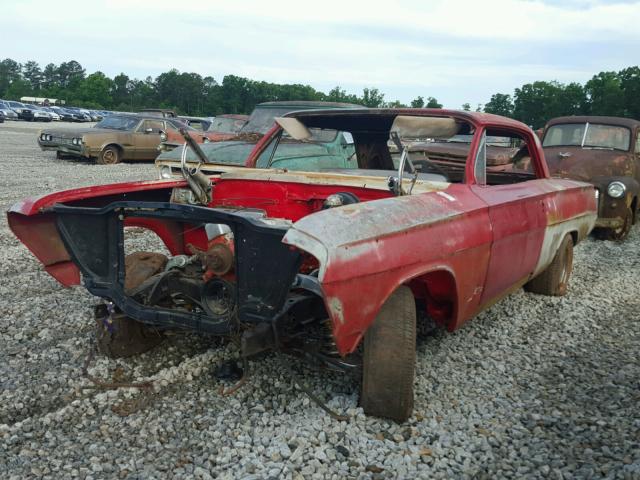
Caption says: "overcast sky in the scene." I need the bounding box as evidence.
[5,0,640,108]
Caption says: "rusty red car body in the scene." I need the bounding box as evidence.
[159,114,249,152]
[542,115,640,240]
[8,109,597,421]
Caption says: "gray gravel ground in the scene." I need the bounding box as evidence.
[0,120,639,479]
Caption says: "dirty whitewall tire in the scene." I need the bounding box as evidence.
[361,286,416,422]
[525,234,574,296]
[96,252,167,358]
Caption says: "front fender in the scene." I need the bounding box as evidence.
[7,179,186,286]
[283,189,492,355]
[592,175,640,197]
[592,176,639,222]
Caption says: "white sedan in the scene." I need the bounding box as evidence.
[41,107,61,121]
[27,105,53,122]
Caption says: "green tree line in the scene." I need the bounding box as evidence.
[0,58,440,115]
[1,58,638,128]
[484,67,640,128]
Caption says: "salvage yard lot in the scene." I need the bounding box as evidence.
[0,121,639,479]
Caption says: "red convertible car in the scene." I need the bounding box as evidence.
[8,109,596,421]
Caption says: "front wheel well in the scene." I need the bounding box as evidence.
[569,230,578,245]
[102,143,123,154]
[407,269,457,329]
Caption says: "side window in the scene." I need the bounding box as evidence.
[636,131,640,154]
[474,131,487,185]
[138,120,164,133]
[476,129,539,186]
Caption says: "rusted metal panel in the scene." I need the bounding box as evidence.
[284,184,493,354]
[542,116,640,239]
[544,147,635,181]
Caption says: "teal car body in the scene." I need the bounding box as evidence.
[158,131,357,171]
[155,101,360,171]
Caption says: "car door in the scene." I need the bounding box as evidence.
[470,128,548,305]
[133,119,164,160]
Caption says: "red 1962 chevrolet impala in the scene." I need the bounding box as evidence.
[8,109,597,421]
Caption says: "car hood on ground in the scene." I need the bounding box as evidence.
[543,146,635,181]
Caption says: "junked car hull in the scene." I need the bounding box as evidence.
[10,109,597,421]
[8,170,595,353]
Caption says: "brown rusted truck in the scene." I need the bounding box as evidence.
[541,116,640,240]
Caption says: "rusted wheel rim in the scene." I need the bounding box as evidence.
[103,148,117,164]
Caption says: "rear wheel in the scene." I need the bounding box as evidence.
[361,286,416,422]
[97,145,121,165]
[525,234,573,296]
[96,252,167,358]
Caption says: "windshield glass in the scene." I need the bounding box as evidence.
[543,123,631,151]
[95,116,140,131]
[209,117,246,134]
[242,107,301,134]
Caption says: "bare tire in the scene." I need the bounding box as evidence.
[525,234,573,296]
[96,252,167,358]
[361,286,416,422]
[97,145,121,165]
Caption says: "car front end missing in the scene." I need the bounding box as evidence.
[51,199,330,360]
